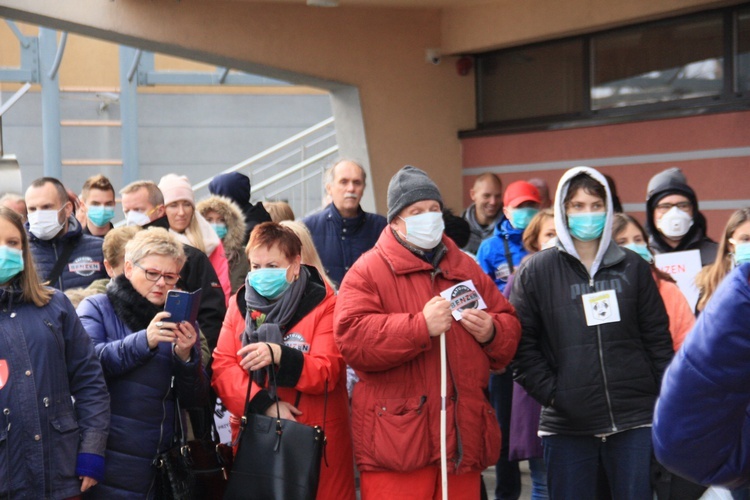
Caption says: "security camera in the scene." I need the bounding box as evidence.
[425,48,442,65]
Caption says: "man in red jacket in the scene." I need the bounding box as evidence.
[334,165,521,500]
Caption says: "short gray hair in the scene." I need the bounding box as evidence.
[324,159,366,188]
[124,227,186,268]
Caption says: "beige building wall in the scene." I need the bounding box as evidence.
[0,0,741,212]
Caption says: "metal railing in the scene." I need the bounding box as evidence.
[192,117,338,217]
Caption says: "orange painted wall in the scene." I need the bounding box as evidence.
[461,111,750,241]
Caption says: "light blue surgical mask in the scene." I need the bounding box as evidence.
[87,206,115,228]
[567,212,606,242]
[0,245,24,285]
[248,267,291,300]
[623,243,653,263]
[210,222,228,240]
[730,239,750,265]
[510,207,539,230]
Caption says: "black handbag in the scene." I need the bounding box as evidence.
[188,404,234,500]
[153,393,195,500]
[224,343,327,500]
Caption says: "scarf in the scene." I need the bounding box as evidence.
[107,274,162,332]
[243,266,309,389]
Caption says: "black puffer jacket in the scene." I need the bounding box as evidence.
[510,166,674,436]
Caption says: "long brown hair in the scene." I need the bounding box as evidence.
[695,207,750,311]
[0,207,54,307]
[611,213,674,284]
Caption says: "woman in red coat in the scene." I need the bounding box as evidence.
[211,222,355,500]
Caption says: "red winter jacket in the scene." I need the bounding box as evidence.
[334,228,521,475]
[212,270,355,500]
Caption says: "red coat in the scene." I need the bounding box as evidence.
[334,228,521,475]
[211,279,355,500]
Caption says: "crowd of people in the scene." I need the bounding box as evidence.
[0,159,748,499]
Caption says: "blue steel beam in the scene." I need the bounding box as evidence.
[119,45,140,185]
[39,27,61,178]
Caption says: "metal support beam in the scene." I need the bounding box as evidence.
[0,21,39,83]
[119,45,140,185]
[39,27,62,178]
[136,50,288,87]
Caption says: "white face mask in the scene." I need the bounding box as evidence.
[399,211,445,250]
[657,206,693,238]
[125,210,152,227]
[28,208,65,240]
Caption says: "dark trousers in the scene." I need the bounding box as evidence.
[543,427,652,500]
[489,371,521,500]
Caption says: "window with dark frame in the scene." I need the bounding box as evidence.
[472,5,750,134]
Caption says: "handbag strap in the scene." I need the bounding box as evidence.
[172,376,188,448]
[502,236,515,275]
[46,239,76,287]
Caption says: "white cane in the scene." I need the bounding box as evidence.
[440,332,448,500]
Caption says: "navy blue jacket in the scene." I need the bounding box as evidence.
[476,218,528,293]
[77,276,208,498]
[28,216,108,291]
[653,263,750,489]
[302,203,386,287]
[0,285,109,499]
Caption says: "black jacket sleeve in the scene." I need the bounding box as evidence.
[634,258,674,382]
[179,245,227,352]
[510,259,557,406]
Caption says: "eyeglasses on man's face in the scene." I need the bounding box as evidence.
[655,201,692,213]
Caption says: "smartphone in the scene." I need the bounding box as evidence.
[164,288,202,324]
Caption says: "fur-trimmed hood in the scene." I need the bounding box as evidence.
[196,195,247,258]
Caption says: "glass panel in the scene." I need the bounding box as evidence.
[478,39,584,123]
[738,8,750,92]
[591,15,724,110]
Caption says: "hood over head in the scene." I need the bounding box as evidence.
[208,172,251,212]
[196,195,247,255]
[645,167,707,246]
[554,166,614,277]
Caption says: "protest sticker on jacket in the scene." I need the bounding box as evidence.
[0,360,8,390]
[440,280,487,320]
[582,289,621,326]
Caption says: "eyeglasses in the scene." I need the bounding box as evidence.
[134,263,180,285]
[655,201,692,213]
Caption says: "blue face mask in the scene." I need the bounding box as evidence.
[87,206,115,228]
[210,223,228,240]
[248,267,290,300]
[567,212,606,242]
[732,240,750,265]
[623,243,653,263]
[0,245,24,285]
[510,207,539,230]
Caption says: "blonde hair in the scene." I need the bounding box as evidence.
[103,226,141,267]
[125,227,186,269]
[0,207,54,307]
[522,208,554,253]
[280,220,336,289]
[264,201,295,223]
[695,207,750,311]
[182,212,206,253]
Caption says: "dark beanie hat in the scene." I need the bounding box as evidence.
[387,165,443,223]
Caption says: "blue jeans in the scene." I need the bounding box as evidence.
[542,428,652,500]
[528,457,549,500]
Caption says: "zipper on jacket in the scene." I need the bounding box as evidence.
[43,320,64,359]
[589,277,618,432]
[52,242,63,290]
[3,408,10,498]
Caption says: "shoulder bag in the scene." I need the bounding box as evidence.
[224,343,326,500]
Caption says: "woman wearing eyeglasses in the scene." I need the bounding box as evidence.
[76,227,209,498]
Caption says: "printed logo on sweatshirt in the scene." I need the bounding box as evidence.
[283,333,310,353]
[68,256,101,276]
[0,360,8,390]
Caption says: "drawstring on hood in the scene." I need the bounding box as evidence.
[553,166,614,278]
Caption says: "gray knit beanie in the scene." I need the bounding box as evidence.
[387,165,443,223]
